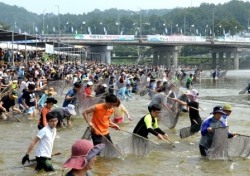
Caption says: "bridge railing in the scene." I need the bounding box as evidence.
[41,34,250,45]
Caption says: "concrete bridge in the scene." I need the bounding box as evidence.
[41,34,250,69]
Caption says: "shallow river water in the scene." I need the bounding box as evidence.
[0,74,250,176]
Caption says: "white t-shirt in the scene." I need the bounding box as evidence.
[19,81,27,92]
[35,125,57,158]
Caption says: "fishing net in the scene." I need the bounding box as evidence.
[205,127,250,159]
[228,135,250,158]
[117,135,156,157]
[139,88,150,96]
[47,80,67,96]
[207,127,229,159]
[159,83,183,129]
[0,85,12,96]
[179,127,193,139]
[75,86,103,115]
[178,93,198,139]
[138,74,148,92]
[100,137,124,158]
[81,127,124,158]
[81,127,92,140]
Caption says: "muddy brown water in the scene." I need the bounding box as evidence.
[1,76,250,176]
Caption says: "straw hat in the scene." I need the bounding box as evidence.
[223,104,232,111]
[63,139,105,170]
[45,88,57,96]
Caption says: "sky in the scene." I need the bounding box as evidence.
[0,0,245,15]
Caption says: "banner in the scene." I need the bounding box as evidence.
[147,35,206,42]
[45,44,54,54]
[74,34,135,41]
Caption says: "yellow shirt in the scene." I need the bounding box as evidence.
[113,105,126,117]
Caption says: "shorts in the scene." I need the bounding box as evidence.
[113,117,124,124]
[35,156,54,172]
[25,106,36,114]
[91,132,113,146]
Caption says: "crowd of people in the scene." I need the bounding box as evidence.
[0,58,239,175]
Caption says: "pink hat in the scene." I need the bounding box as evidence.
[63,139,104,170]
[185,89,199,101]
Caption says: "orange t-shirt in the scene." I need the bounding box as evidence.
[92,103,114,135]
[38,106,51,127]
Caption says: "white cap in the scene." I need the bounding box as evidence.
[87,81,93,86]
[102,83,107,88]
[66,104,76,115]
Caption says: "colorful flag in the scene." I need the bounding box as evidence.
[165,27,168,34]
[88,27,92,35]
[104,27,107,35]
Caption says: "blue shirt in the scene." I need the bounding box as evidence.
[62,88,76,107]
[18,67,24,77]
[199,116,226,149]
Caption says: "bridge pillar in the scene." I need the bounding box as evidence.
[153,51,159,66]
[225,52,231,70]
[166,52,171,69]
[152,46,180,68]
[211,52,217,69]
[218,52,224,69]
[233,52,239,70]
[87,46,113,64]
[172,51,178,68]
[159,51,165,66]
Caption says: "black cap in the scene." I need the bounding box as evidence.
[74,82,82,88]
[211,106,226,115]
[46,97,57,104]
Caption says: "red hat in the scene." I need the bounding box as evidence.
[63,139,104,170]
